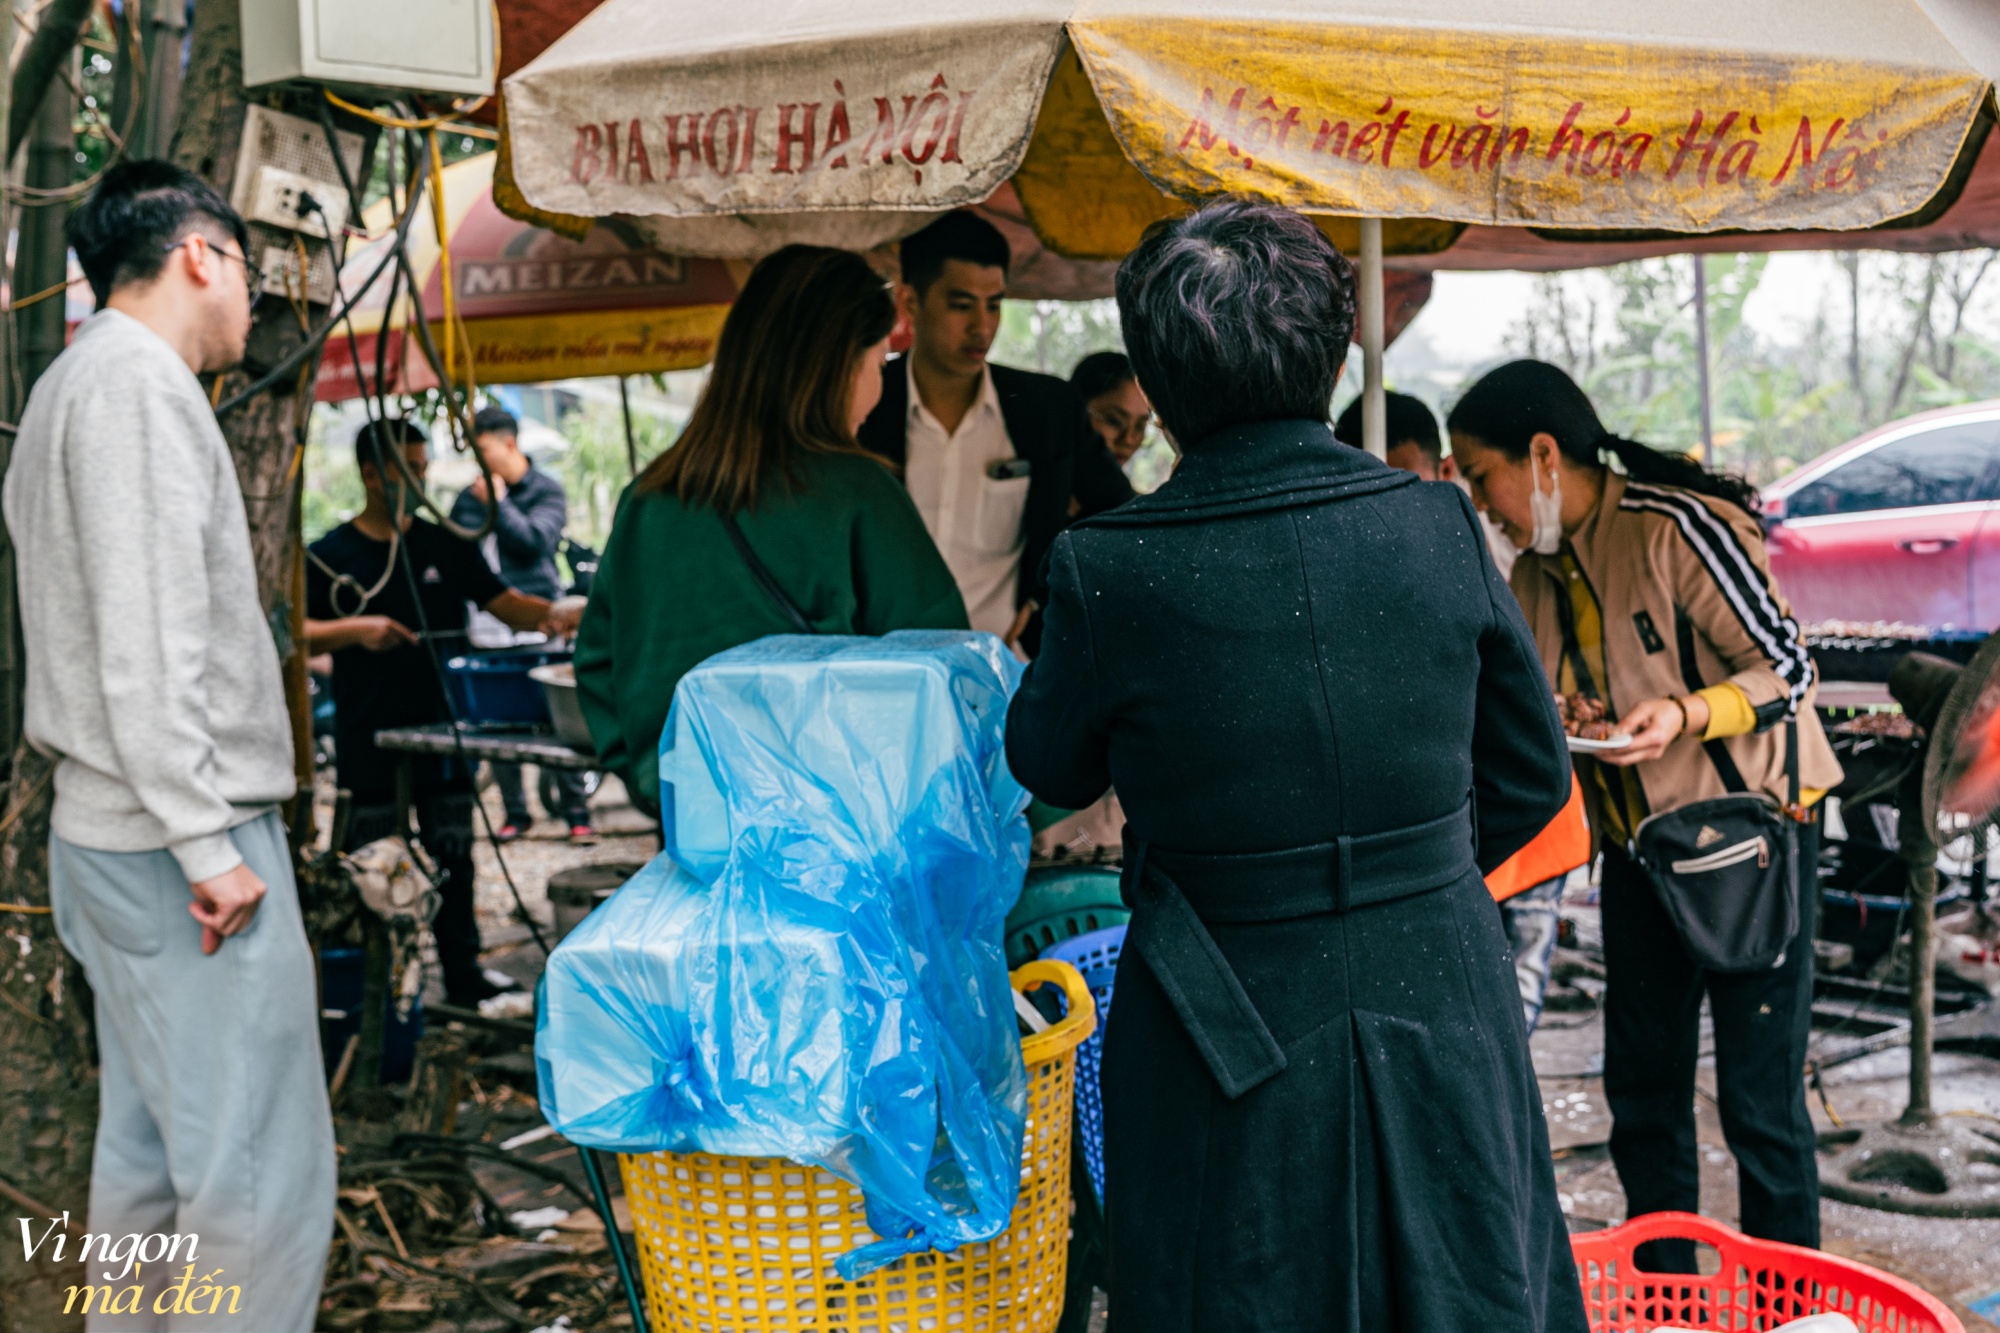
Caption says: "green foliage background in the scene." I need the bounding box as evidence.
[1499,252,2000,484]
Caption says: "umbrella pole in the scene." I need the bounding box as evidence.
[1902,817,1937,1127]
[618,375,638,477]
[1693,254,1714,467]
[1358,218,1386,460]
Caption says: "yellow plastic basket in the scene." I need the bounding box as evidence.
[619,960,1098,1333]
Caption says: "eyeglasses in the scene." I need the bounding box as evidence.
[164,238,264,309]
[1088,406,1153,440]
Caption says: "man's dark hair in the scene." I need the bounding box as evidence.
[899,211,1011,295]
[1333,390,1441,463]
[66,159,249,306]
[354,418,429,474]
[472,405,519,439]
[1115,202,1357,448]
[1069,350,1134,405]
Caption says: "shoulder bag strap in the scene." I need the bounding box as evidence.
[1786,715,1801,810]
[717,508,816,635]
[1547,575,1602,701]
[1674,607,1750,795]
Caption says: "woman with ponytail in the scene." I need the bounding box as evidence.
[1448,359,1841,1270]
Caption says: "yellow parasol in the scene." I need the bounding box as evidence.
[498,0,2000,451]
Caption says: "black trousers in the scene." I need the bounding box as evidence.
[346,786,483,1002]
[1600,820,1820,1271]
[492,762,593,827]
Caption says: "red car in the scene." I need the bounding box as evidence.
[1761,400,2000,633]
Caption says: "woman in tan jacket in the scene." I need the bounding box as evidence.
[1447,360,1840,1272]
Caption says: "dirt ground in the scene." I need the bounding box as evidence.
[329,767,2000,1330]
[311,764,661,1333]
[1539,897,2000,1330]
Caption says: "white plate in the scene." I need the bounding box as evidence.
[1566,732,1634,753]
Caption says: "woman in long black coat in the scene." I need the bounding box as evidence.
[1005,204,1588,1332]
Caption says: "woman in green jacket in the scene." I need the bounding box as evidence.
[574,246,968,815]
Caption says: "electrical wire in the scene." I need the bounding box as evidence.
[213,168,432,418]
[308,111,557,965]
[300,184,404,619]
[324,89,489,133]
[4,274,80,310]
[311,111,497,542]
[307,527,400,619]
[325,111,487,525]
[300,127,477,617]
[1803,908,1914,1091]
[4,2,144,204]
[371,427,553,962]
[426,128,470,403]
[1809,815,1920,1058]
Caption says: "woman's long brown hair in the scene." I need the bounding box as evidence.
[636,244,897,512]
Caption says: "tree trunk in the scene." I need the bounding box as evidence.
[110,0,188,161]
[0,26,90,1333]
[18,57,76,392]
[1884,258,1940,417]
[5,0,91,162]
[172,0,323,830]
[1,6,337,1325]
[140,0,189,160]
[1844,253,1867,417]
[0,748,94,1333]
[173,0,315,611]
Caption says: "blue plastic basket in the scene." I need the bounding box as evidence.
[443,647,568,726]
[318,946,422,1084]
[1043,923,1126,1205]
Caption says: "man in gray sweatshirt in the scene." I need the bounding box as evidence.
[3,161,333,1330]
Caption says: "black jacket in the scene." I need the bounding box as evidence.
[449,462,567,600]
[1005,419,1584,1332]
[856,360,1133,613]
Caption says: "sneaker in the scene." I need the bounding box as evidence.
[569,824,598,846]
[481,967,524,993]
[493,822,525,843]
[446,973,505,1006]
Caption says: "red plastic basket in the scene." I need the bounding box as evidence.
[1570,1213,1963,1333]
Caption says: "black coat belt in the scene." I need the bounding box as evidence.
[1120,803,1478,1100]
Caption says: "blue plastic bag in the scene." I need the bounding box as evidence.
[536,631,1031,1275]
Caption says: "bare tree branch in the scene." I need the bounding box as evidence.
[1939,250,1996,384]
[1886,257,1940,415]
[7,0,93,161]
[1841,253,1868,419]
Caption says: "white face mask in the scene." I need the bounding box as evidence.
[1528,450,1563,555]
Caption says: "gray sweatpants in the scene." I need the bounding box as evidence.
[1501,873,1566,1034]
[51,811,335,1332]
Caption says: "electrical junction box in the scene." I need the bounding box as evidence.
[245,164,350,239]
[239,0,495,97]
[229,106,367,305]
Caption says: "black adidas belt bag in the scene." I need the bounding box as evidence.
[1631,612,1802,973]
[1631,764,1796,973]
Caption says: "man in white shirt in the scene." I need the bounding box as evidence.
[858,212,1132,651]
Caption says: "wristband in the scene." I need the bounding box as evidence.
[1667,695,1690,737]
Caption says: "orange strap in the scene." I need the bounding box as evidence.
[1486,774,1591,901]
